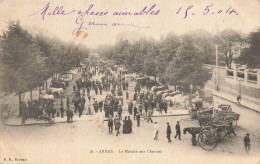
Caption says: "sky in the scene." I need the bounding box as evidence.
[0,0,259,48]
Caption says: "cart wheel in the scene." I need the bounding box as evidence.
[201,126,215,133]
[198,130,217,151]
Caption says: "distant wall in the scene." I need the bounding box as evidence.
[204,64,260,105]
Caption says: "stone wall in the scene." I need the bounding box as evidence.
[204,64,260,105]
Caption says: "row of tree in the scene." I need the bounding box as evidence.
[235,29,260,69]
[0,21,89,113]
[97,29,259,92]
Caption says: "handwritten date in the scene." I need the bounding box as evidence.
[175,4,238,19]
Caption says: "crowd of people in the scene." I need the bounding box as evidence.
[16,59,251,154]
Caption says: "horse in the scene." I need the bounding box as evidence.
[183,127,202,146]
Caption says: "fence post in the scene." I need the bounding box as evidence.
[257,71,260,88]
[244,69,248,82]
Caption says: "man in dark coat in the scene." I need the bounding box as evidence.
[50,103,55,118]
[66,97,70,110]
[163,100,168,113]
[159,101,164,114]
[126,91,129,99]
[21,101,27,124]
[138,103,143,116]
[125,81,129,90]
[136,112,141,127]
[114,117,121,136]
[244,133,250,153]
[94,85,98,95]
[81,96,86,109]
[78,103,83,117]
[93,101,99,113]
[118,105,122,120]
[174,121,181,140]
[147,108,153,123]
[123,116,128,134]
[122,80,125,90]
[128,116,132,133]
[108,117,113,134]
[167,122,172,143]
[99,84,103,95]
[237,95,241,106]
[87,87,90,96]
[88,95,91,103]
[99,101,103,112]
[60,100,64,118]
[133,92,137,101]
[128,100,133,115]
[144,99,149,113]
[66,109,70,123]
[74,98,79,113]
[140,92,144,104]
[134,106,137,120]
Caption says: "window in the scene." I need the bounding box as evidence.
[237,71,244,79]
[227,69,234,77]
[248,73,257,83]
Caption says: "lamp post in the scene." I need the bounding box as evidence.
[215,44,218,91]
[189,84,193,103]
[238,79,242,96]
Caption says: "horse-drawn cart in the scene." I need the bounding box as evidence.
[198,104,240,126]
[184,120,230,151]
[184,104,240,151]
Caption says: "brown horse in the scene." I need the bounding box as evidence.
[183,127,201,146]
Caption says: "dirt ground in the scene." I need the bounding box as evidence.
[0,70,260,164]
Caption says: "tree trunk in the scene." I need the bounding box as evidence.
[39,86,41,95]
[18,93,22,116]
[46,79,48,92]
[229,53,233,69]
[154,76,157,82]
[30,89,33,101]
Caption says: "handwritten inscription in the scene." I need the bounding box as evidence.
[29,2,239,35]
[30,3,75,20]
[72,4,158,35]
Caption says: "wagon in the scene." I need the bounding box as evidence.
[214,104,240,126]
[183,120,230,151]
[198,104,240,126]
[197,121,229,151]
[184,104,240,151]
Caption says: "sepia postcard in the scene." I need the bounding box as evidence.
[0,0,260,163]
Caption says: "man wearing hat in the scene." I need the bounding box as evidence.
[136,112,141,127]
[167,122,172,143]
[244,133,250,153]
[147,107,153,123]
[118,105,122,120]
[174,121,181,140]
